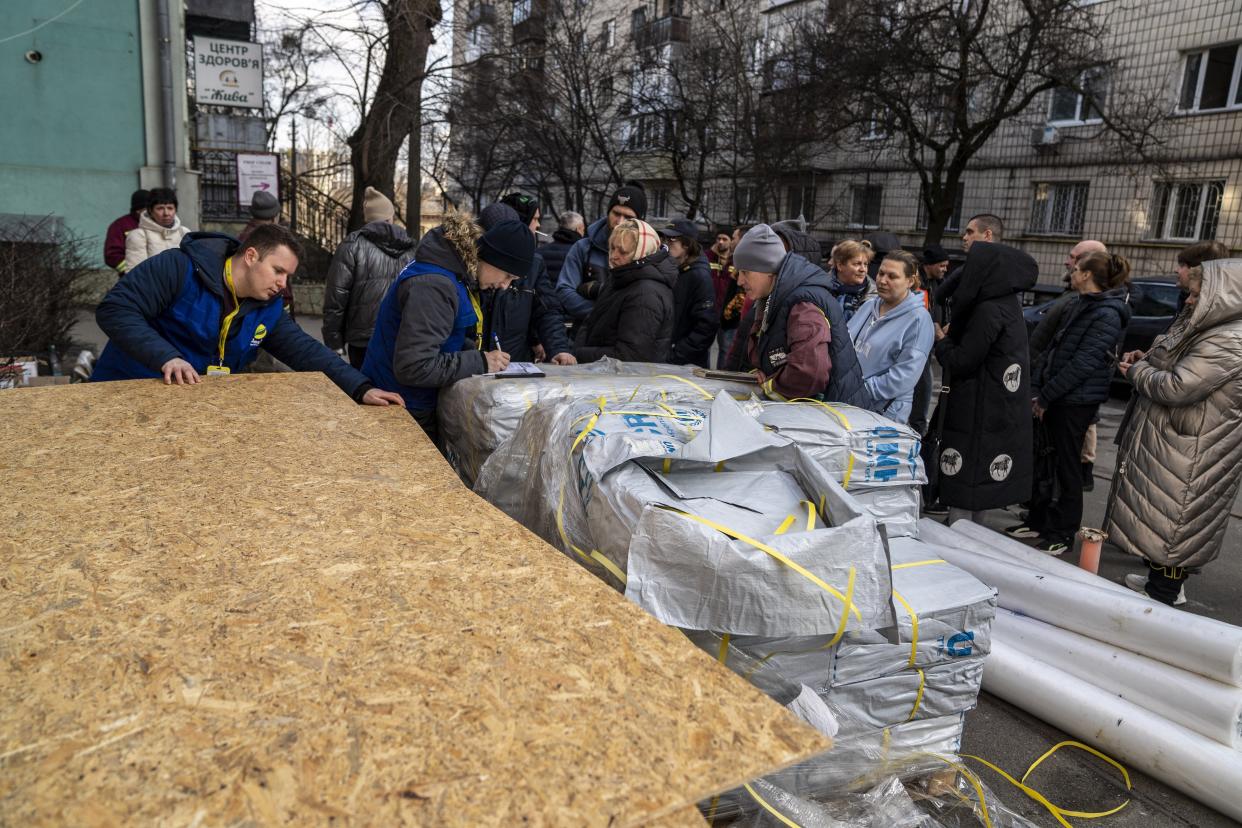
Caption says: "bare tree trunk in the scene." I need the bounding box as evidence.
[347,0,441,231]
[406,89,422,236]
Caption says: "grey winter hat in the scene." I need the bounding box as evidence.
[250,189,280,220]
[732,224,787,273]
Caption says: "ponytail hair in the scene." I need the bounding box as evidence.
[1078,251,1131,291]
[882,250,922,290]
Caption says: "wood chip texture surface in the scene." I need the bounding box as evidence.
[0,374,828,826]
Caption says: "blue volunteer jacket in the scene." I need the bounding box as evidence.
[362,261,479,415]
[93,233,371,399]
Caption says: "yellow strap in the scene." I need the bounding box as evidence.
[803,500,816,531]
[652,374,714,399]
[716,633,731,664]
[774,514,796,535]
[907,668,925,721]
[662,458,672,474]
[217,258,241,366]
[468,288,484,351]
[662,507,861,629]
[789,397,852,429]
[714,460,725,472]
[891,558,947,570]
[742,783,802,828]
[914,753,994,828]
[962,741,1131,828]
[891,589,919,669]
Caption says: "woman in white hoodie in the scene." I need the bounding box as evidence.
[846,250,935,424]
[124,187,191,271]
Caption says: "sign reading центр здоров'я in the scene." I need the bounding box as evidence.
[193,36,263,109]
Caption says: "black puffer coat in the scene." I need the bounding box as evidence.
[771,222,824,265]
[540,227,582,286]
[669,254,718,367]
[574,248,676,363]
[1034,288,1130,407]
[932,243,1038,510]
[322,222,416,350]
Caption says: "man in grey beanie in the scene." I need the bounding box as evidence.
[726,224,865,405]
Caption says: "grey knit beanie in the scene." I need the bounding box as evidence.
[733,224,787,273]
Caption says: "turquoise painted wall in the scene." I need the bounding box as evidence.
[0,1,145,265]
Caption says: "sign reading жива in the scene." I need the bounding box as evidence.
[193,36,263,109]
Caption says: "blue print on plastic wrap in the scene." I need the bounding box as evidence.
[938,631,975,657]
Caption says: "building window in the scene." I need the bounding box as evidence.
[916,181,965,231]
[1047,69,1108,124]
[848,185,882,229]
[1029,182,1088,236]
[737,187,758,223]
[513,0,531,24]
[1147,180,1224,241]
[1179,44,1242,112]
[603,19,615,48]
[651,188,669,217]
[786,184,817,222]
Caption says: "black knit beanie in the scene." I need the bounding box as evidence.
[478,219,535,277]
[608,185,647,220]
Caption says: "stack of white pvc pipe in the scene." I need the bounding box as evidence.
[918,518,1242,822]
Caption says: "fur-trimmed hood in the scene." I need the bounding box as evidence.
[413,210,481,286]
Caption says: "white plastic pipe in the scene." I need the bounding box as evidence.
[918,519,1130,595]
[913,537,1242,687]
[994,610,1242,750]
[983,641,1242,822]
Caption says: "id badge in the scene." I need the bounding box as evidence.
[206,365,231,376]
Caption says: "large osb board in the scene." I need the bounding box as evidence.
[0,374,828,826]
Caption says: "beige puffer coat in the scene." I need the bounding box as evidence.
[1106,259,1242,570]
[123,210,190,271]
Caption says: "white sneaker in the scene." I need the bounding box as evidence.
[1124,573,1187,606]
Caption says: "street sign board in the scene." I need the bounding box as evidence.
[193,36,263,109]
[236,153,280,209]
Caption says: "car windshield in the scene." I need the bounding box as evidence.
[1128,282,1179,317]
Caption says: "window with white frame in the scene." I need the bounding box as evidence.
[849,185,883,229]
[513,0,531,24]
[1178,44,1242,112]
[1029,182,1088,235]
[603,19,615,48]
[1147,180,1224,241]
[651,188,669,218]
[1047,69,1109,124]
[916,181,965,231]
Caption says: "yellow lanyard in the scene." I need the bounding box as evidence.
[217,258,240,366]
[468,287,484,350]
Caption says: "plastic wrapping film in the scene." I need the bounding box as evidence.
[479,393,896,638]
[438,357,755,486]
[754,401,925,538]
[705,751,1042,828]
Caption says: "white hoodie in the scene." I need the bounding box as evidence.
[124,210,191,271]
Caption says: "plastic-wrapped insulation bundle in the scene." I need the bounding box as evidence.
[436,358,754,486]
[755,401,926,537]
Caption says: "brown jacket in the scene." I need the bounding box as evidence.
[1106,259,1242,570]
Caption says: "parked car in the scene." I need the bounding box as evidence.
[1023,276,1181,380]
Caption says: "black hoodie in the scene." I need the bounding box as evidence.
[574,248,677,363]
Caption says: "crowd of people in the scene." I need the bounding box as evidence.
[93,183,1240,607]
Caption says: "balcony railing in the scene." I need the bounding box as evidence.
[634,15,690,50]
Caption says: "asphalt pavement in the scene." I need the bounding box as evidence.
[72,311,1242,825]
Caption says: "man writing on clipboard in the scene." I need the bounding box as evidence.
[360,212,536,443]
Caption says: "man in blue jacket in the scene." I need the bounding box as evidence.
[554,184,646,326]
[93,224,403,408]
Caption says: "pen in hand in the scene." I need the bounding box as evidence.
[485,333,510,373]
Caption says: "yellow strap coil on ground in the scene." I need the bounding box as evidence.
[963,741,1131,828]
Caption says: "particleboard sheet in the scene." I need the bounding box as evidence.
[0,374,828,826]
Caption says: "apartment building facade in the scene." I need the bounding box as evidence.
[451,0,1240,284]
